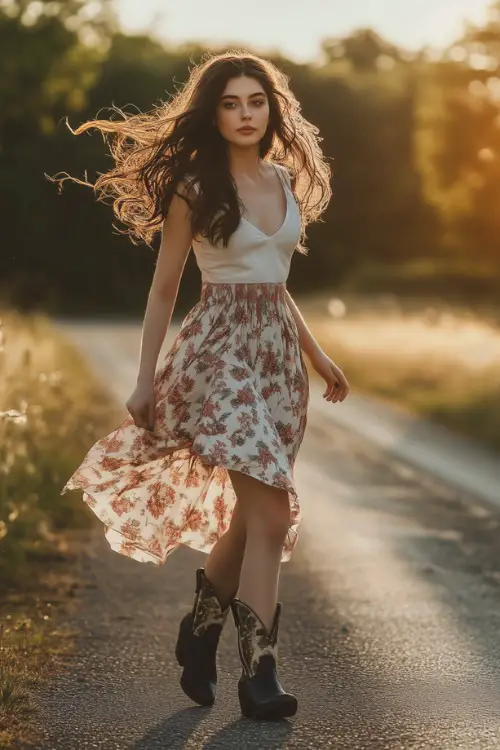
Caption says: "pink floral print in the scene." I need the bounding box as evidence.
[61,281,309,564]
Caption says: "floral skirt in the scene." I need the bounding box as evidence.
[61,281,310,565]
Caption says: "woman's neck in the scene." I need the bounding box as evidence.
[228,146,263,181]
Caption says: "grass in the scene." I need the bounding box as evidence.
[0,309,121,748]
[0,545,85,749]
[301,291,500,452]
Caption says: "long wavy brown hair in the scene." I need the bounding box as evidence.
[50,50,332,253]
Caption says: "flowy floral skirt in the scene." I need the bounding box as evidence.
[61,281,310,565]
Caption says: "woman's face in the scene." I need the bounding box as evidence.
[215,75,270,148]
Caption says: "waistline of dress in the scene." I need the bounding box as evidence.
[200,281,287,305]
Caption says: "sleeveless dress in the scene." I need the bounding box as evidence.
[61,162,310,564]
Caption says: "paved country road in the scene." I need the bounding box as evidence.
[17,320,500,749]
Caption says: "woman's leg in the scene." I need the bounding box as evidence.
[175,495,246,707]
[227,471,290,632]
[227,470,297,719]
[204,496,246,607]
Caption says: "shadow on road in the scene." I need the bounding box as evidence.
[202,716,293,749]
[131,706,205,749]
[130,706,293,749]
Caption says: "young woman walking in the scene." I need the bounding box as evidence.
[59,51,349,720]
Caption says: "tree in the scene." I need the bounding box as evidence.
[0,0,117,309]
[415,0,500,284]
[321,28,408,72]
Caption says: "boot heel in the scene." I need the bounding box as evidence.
[237,679,254,718]
[175,613,192,667]
[175,640,185,667]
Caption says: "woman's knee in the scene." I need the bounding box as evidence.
[255,497,290,546]
[229,471,291,545]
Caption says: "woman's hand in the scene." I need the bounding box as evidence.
[309,349,350,403]
[126,381,157,431]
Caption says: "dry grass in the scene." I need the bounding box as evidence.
[302,292,500,450]
[0,309,121,747]
[0,547,86,748]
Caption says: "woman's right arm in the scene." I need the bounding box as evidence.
[135,187,193,388]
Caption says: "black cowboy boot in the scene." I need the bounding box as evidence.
[230,598,298,720]
[175,568,230,706]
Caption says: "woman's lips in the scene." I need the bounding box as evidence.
[237,127,256,133]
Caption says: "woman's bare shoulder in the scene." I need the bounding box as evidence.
[271,162,296,190]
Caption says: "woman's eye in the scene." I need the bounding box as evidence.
[221,100,265,109]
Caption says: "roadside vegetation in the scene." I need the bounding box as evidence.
[305,293,500,453]
[0,309,121,748]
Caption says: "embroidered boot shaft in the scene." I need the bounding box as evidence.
[192,568,230,636]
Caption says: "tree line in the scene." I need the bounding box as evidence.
[1,0,499,316]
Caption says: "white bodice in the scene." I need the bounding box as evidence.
[191,163,301,284]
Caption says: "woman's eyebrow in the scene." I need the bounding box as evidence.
[220,92,266,101]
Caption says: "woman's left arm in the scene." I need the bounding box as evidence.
[284,288,322,361]
[284,288,350,403]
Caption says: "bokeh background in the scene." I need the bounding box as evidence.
[2,0,499,316]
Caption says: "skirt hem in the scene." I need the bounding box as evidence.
[63,447,299,566]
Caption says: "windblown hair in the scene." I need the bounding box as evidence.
[51,50,332,253]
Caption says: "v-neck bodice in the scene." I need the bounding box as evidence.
[191,163,301,284]
[239,161,290,239]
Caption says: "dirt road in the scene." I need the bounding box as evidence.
[18,320,500,749]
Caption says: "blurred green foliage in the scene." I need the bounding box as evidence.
[1,0,500,313]
[0,310,122,587]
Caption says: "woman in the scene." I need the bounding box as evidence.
[58,51,349,720]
